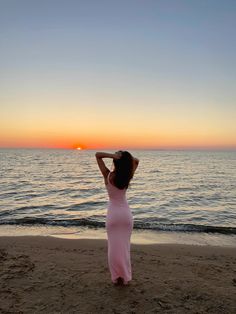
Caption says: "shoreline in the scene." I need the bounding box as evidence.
[0,224,236,247]
[0,235,236,313]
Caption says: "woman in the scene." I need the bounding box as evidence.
[95,151,139,285]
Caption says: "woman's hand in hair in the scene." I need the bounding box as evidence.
[114,151,122,160]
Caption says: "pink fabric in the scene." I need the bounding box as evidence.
[105,172,133,284]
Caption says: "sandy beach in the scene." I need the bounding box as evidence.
[0,236,235,314]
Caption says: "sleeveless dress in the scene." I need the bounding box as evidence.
[105,171,133,284]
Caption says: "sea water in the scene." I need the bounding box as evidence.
[0,148,236,244]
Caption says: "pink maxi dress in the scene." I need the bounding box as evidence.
[105,171,133,284]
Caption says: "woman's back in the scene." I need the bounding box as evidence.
[106,172,128,206]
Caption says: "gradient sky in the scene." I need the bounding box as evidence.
[1,0,236,149]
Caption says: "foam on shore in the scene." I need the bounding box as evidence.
[0,224,235,247]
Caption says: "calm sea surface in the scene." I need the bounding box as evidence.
[0,149,236,234]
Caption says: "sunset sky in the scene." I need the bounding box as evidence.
[1,0,236,150]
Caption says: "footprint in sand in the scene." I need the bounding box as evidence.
[0,249,8,261]
[2,253,35,278]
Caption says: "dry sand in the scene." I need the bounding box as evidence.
[0,236,235,314]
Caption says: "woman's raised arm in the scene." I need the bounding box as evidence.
[95,151,121,177]
[95,152,117,159]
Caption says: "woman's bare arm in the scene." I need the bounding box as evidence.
[95,152,121,177]
[95,152,117,159]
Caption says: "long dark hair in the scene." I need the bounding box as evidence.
[113,151,133,190]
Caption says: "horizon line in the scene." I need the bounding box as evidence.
[0,146,236,151]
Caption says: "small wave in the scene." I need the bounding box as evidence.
[15,204,56,211]
[66,200,106,211]
[0,218,235,235]
[150,169,161,173]
[134,222,236,234]
[0,217,106,228]
[169,187,192,192]
[0,191,18,197]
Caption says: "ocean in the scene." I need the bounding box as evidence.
[0,148,236,242]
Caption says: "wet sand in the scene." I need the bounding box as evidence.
[0,236,235,313]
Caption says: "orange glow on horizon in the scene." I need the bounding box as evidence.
[0,139,236,151]
[0,129,235,151]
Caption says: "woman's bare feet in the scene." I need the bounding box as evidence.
[113,277,129,286]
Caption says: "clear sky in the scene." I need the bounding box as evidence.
[1,0,236,150]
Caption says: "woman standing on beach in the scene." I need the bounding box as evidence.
[95,151,139,285]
